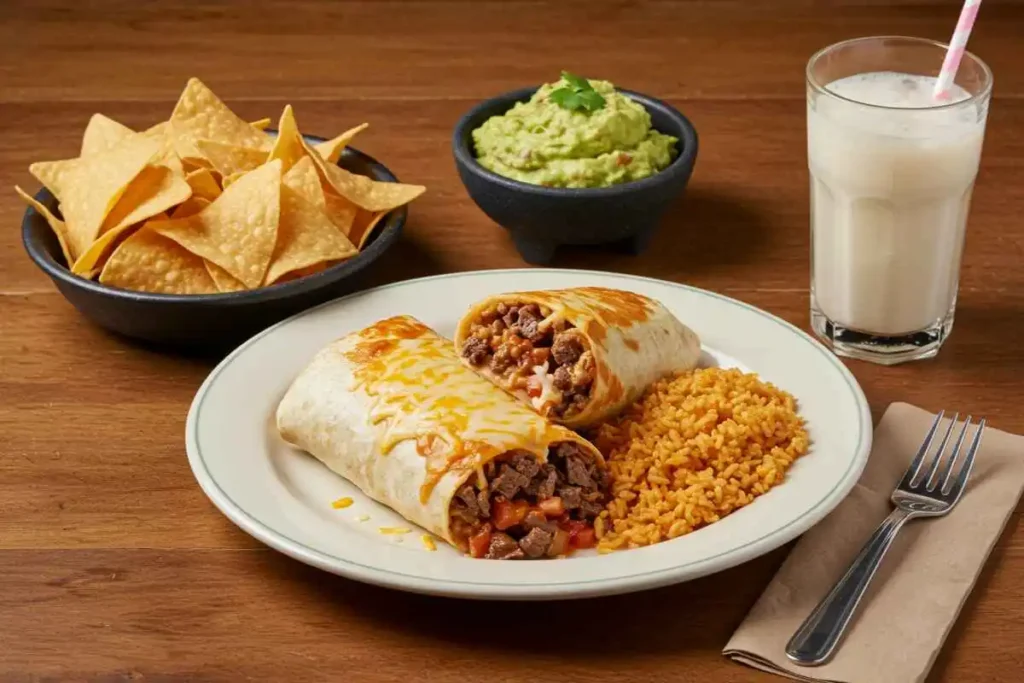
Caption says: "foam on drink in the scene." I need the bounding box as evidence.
[809,72,986,336]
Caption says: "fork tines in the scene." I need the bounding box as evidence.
[901,411,986,498]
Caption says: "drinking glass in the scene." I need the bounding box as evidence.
[806,36,992,365]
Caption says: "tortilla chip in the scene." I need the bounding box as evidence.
[169,78,272,159]
[70,165,191,275]
[185,168,222,201]
[349,209,391,249]
[267,105,308,174]
[264,183,357,285]
[171,196,211,219]
[99,226,219,294]
[102,164,191,231]
[194,139,267,177]
[282,156,325,207]
[15,185,74,267]
[275,261,330,283]
[29,134,160,260]
[181,158,214,175]
[221,171,245,189]
[204,261,246,292]
[313,123,369,164]
[283,157,359,238]
[142,121,169,141]
[81,114,135,157]
[250,118,272,131]
[307,148,425,212]
[150,159,281,288]
[131,122,181,170]
[71,223,141,276]
[323,191,359,236]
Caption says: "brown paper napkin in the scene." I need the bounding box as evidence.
[724,402,1024,683]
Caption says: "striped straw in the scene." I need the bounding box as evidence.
[933,0,983,101]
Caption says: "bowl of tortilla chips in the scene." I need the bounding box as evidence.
[18,78,425,350]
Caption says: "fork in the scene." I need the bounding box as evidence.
[785,411,986,667]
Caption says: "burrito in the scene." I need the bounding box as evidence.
[455,287,701,429]
[276,315,609,560]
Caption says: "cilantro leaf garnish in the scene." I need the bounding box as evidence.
[577,89,606,112]
[550,71,606,113]
[560,71,591,91]
[550,88,582,110]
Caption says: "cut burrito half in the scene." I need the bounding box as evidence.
[276,315,609,560]
[455,287,701,429]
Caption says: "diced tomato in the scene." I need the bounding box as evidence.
[468,526,492,558]
[562,519,587,539]
[493,499,529,530]
[538,496,565,517]
[571,528,597,550]
[526,375,544,398]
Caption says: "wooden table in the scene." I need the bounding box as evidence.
[3,1,1023,680]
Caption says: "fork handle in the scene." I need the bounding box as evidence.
[785,508,913,666]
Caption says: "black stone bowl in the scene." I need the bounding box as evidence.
[21,137,405,352]
[452,86,698,264]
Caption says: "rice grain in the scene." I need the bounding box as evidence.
[590,367,809,552]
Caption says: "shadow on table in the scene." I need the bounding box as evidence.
[939,299,1024,373]
[556,186,775,278]
[266,545,791,659]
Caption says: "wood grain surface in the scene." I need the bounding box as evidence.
[3,1,1023,681]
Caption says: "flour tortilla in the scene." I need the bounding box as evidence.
[454,287,702,430]
[276,315,602,550]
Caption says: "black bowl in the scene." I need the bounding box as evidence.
[22,138,405,352]
[452,87,698,264]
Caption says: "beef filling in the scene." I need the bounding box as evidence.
[461,304,596,417]
[450,443,608,560]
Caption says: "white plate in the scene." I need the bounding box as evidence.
[186,269,871,600]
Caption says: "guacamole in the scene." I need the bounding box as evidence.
[472,77,678,189]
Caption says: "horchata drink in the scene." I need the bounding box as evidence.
[806,37,992,364]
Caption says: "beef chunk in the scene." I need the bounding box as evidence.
[554,442,585,459]
[456,484,480,516]
[453,484,490,523]
[510,452,541,479]
[489,346,514,373]
[450,506,479,524]
[559,486,583,510]
[518,526,554,558]
[578,499,604,519]
[461,336,489,365]
[501,305,520,328]
[491,465,529,499]
[565,454,595,489]
[552,366,572,391]
[536,468,558,499]
[551,331,584,366]
[571,392,589,408]
[486,532,524,560]
[522,510,548,530]
[517,305,545,343]
[524,463,557,498]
